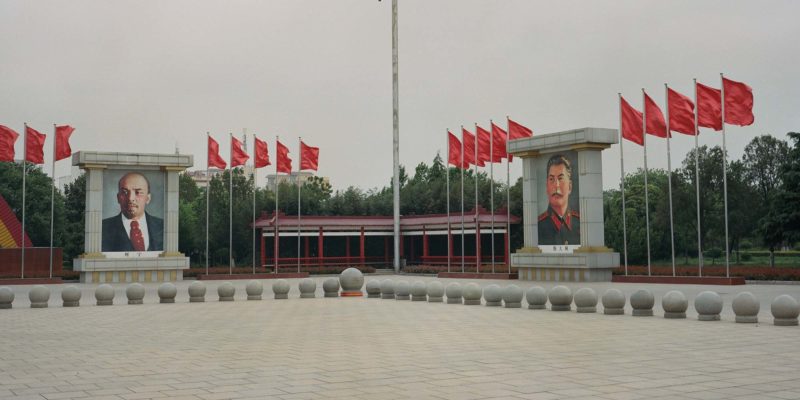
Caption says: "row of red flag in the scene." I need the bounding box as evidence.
[207,134,319,173]
[0,125,75,164]
[447,118,533,169]
[620,77,754,145]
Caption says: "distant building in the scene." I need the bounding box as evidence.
[266,171,330,188]
[185,169,226,188]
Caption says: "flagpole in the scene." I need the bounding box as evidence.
[505,117,511,273]
[446,131,451,273]
[720,73,730,277]
[252,134,257,274]
[693,79,703,277]
[229,132,233,275]
[21,123,27,279]
[618,94,629,275]
[473,123,479,273]
[489,121,495,274]
[274,136,280,274]
[49,124,56,279]
[206,133,210,276]
[665,84,676,276]
[641,90,652,276]
[297,137,302,274]
[460,126,465,273]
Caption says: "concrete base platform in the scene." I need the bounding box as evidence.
[512,251,619,282]
[437,272,518,280]
[612,275,746,285]
[0,277,63,285]
[198,272,310,280]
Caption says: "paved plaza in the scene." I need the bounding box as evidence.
[1,276,800,400]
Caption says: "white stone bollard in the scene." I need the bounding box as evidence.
[61,285,81,307]
[630,289,654,317]
[246,280,263,300]
[526,286,547,310]
[217,282,235,301]
[732,292,759,323]
[0,286,14,309]
[445,283,462,304]
[96,284,115,306]
[410,281,427,301]
[380,279,395,299]
[574,288,597,313]
[771,295,799,326]
[272,279,290,299]
[188,281,206,302]
[29,285,51,308]
[483,284,502,307]
[548,286,573,311]
[601,288,625,315]
[323,278,340,298]
[694,291,723,321]
[662,290,688,319]
[462,283,482,305]
[126,283,144,305]
[502,285,523,308]
[427,281,444,303]
[339,267,364,297]
[365,280,382,298]
[158,283,177,304]
[298,278,316,299]
[394,281,410,300]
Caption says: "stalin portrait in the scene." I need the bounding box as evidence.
[538,154,580,246]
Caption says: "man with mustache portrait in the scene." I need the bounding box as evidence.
[102,172,164,252]
[538,154,580,246]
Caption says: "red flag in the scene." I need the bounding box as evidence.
[644,93,668,138]
[254,136,270,168]
[230,136,249,167]
[55,125,75,161]
[476,125,492,164]
[207,135,227,169]
[508,118,533,140]
[462,128,478,166]
[447,131,463,168]
[25,126,46,164]
[0,125,19,162]
[723,77,754,126]
[490,122,510,161]
[620,96,644,146]
[667,88,696,135]
[276,140,292,173]
[300,140,319,171]
[696,82,722,131]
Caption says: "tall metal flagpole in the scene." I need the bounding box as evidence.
[252,134,257,274]
[21,123,27,279]
[489,121,495,273]
[641,90,652,276]
[446,131,451,273]
[473,124,479,273]
[391,0,401,273]
[505,117,511,272]
[297,137,302,273]
[274,136,280,274]
[720,73,730,277]
[206,133,210,275]
[693,79,703,276]
[460,126,465,273]
[229,133,234,275]
[618,94,629,275]
[665,84,676,276]
[49,124,56,279]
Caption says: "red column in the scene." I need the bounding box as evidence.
[384,237,389,263]
[359,227,366,264]
[260,229,266,268]
[422,226,429,260]
[318,227,324,265]
[504,230,510,271]
[274,227,280,272]
[409,234,415,264]
[304,236,310,259]
[475,222,481,272]
[346,236,351,264]
[399,232,404,260]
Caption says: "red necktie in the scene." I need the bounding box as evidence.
[130,220,146,251]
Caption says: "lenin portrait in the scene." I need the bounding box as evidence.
[102,171,164,252]
[538,153,580,246]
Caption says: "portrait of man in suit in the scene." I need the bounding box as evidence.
[102,172,164,252]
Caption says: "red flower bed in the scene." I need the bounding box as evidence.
[615,265,800,281]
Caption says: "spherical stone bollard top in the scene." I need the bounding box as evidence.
[445,283,463,304]
[602,288,626,315]
[339,267,364,297]
[462,283,482,305]
[217,282,236,301]
[0,286,14,309]
[526,286,547,310]
[427,281,445,303]
[272,279,290,299]
[394,281,411,300]
[410,281,427,301]
[380,279,395,299]
[502,285,523,308]
[732,292,760,323]
[694,291,723,321]
[61,285,81,307]
[126,283,145,305]
[483,284,503,307]
[548,286,573,311]
[630,289,654,317]
[299,278,317,299]
[366,280,382,298]
[574,288,598,313]
[158,283,177,304]
[323,278,340,298]
[771,295,799,326]
[29,285,51,308]
[246,280,263,300]
[95,284,115,306]
[662,290,688,319]
[188,281,207,302]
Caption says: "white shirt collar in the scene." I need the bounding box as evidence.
[120,213,150,251]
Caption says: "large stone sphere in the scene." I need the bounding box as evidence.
[602,288,626,315]
[732,292,759,323]
[299,278,317,298]
[61,285,81,307]
[483,285,502,307]
[158,283,177,303]
[445,283,462,304]
[365,280,381,298]
[427,281,444,303]
[662,290,688,319]
[410,281,427,301]
[694,291,723,321]
[394,281,411,300]
[217,282,235,301]
[771,295,799,326]
[272,279,290,299]
[548,286,573,311]
[526,286,547,310]
[462,283,482,305]
[380,279,395,299]
[574,288,598,313]
[29,285,51,308]
[126,283,144,305]
[502,285,523,308]
[323,278,340,298]
[95,284,115,306]
[339,267,364,296]
[0,286,14,309]
[246,280,264,300]
[630,289,654,316]
[188,281,206,302]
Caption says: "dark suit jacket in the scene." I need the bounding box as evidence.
[102,213,164,252]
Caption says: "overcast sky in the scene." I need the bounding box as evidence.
[1,0,798,192]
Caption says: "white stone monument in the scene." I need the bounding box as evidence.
[509,127,620,282]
